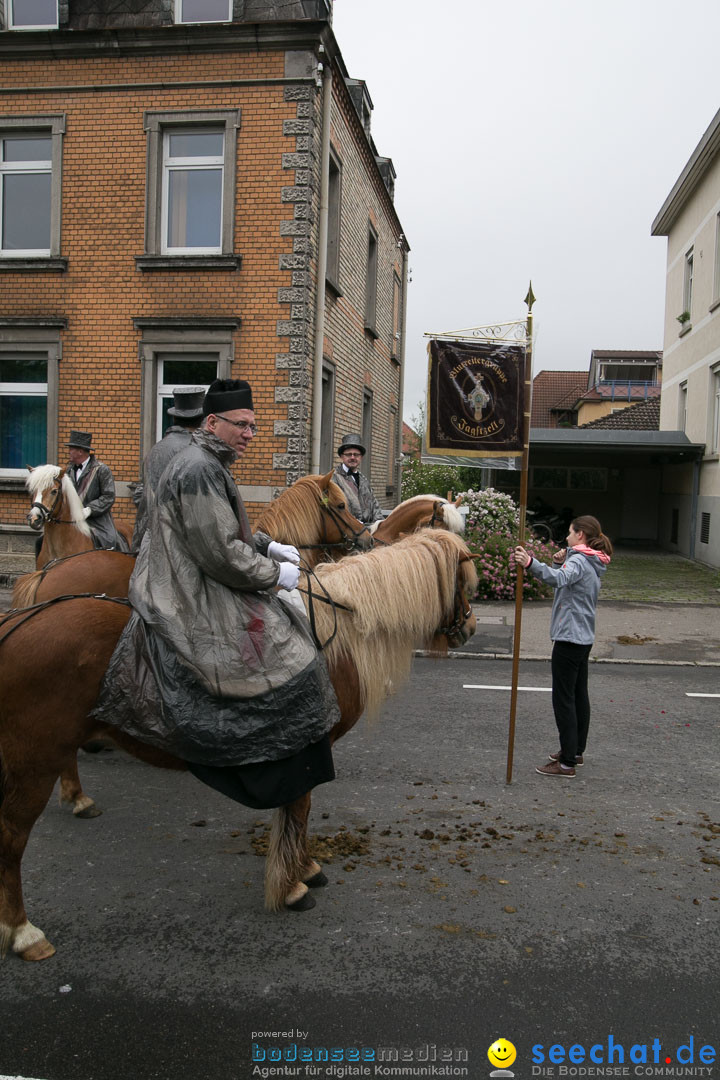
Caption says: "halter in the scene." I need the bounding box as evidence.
[28,477,78,526]
[437,555,474,642]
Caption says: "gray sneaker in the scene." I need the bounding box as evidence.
[548,751,584,766]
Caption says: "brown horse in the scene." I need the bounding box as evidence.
[0,529,477,960]
[371,494,464,545]
[26,464,133,569]
[9,471,372,818]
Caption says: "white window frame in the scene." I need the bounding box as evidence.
[8,0,59,30]
[174,0,231,24]
[161,129,224,255]
[0,135,51,256]
[0,329,61,480]
[0,117,64,260]
[683,247,694,317]
[711,365,720,457]
[154,353,219,442]
[679,381,688,432]
[714,214,720,304]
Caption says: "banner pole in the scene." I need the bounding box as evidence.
[506,282,535,784]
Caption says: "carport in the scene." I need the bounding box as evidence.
[495,429,705,546]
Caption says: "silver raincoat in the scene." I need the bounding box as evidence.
[93,428,339,766]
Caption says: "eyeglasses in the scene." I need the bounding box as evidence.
[216,415,258,436]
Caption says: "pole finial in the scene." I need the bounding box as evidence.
[524,281,536,312]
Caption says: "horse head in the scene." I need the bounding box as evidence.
[429,537,478,651]
[25,464,90,537]
[373,494,465,545]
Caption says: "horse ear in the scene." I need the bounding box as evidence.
[454,495,463,507]
[27,464,34,472]
[319,469,334,487]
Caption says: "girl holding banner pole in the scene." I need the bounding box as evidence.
[512,515,613,777]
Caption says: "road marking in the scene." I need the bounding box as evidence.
[685,692,720,698]
[464,684,551,692]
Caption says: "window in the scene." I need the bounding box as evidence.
[320,361,335,473]
[135,319,236,463]
[175,0,231,22]
[683,247,694,318]
[714,214,720,303]
[0,324,62,478]
[679,381,688,432]
[391,271,402,359]
[326,151,342,289]
[362,389,373,478]
[387,404,397,494]
[8,0,58,29]
[364,225,378,336]
[0,117,64,264]
[141,110,241,267]
[711,366,720,456]
[700,512,711,546]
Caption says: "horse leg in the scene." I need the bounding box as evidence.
[265,794,318,912]
[0,765,59,961]
[58,754,101,819]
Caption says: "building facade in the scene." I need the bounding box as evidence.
[652,106,720,568]
[0,0,408,569]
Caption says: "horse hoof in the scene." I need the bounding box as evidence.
[19,937,56,962]
[286,892,316,912]
[74,804,102,819]
[304,870,328,889]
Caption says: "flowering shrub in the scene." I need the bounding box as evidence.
[457,487,558,601]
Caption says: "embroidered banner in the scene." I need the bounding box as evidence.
[426,338,526,458]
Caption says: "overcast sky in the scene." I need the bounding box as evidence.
[331,0,720,423]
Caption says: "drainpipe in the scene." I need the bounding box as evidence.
[689,455,701,558]
[395,239,409,502]
[310,60,333,474]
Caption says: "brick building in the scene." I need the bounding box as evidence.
[0,0,409,567]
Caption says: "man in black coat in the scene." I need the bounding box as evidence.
[67,430,127,550]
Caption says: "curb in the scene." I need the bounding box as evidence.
[414,649,720,668]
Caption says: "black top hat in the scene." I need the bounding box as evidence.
[337,432,366,456]
[203,378,254,416]
[167,386,205,419]
[67,430,93,451]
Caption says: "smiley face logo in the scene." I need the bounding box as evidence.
[488,1039,517,1070]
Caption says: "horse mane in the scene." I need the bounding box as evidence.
[26,465,91,538]
[256,475,336,548]
[307,528,476,719]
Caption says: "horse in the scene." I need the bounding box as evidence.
[371,494,464,544]
[0,528,477,960]
[25,465,133,569]
[8,471,372,818]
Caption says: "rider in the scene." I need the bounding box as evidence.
[67,430,127,550]
[92,378,339,809]
[131,385,205,549]
[332,433,384,525]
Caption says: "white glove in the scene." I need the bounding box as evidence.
[267,541,300,565]
[276,562,300,591]
[82,507,92,519]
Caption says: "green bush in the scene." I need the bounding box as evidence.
[457,487,558,601]
[400,459,479,500]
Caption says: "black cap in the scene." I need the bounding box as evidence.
[203,378,254,416]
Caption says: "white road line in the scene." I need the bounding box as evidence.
[685,692,720,698]
[464,684,551,692]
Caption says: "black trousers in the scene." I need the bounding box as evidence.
[551,640,592,767]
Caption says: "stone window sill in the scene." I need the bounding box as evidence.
[0,257,67,272]
[135,254,242,271]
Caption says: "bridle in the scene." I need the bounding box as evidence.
[295,489,371,556]
[437,555,474,643]
[28,479,70,527]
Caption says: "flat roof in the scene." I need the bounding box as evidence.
[530,428,704,456]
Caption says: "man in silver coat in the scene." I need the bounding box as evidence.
[67,430,127,550]
[332,433,384,525]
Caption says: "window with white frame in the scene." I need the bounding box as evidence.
[711,365,720,456]
[8,0,58,29]
[175,0,231,23]
[683,247,694,318]
[679,381,688,432]
[714,214,720,304]
[0,350,55,476]
[155,354,219,440]
[0,117,64,261]
[142,111,241,262]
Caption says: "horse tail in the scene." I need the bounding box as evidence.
[11,570,42,609]
[265,805,305,912]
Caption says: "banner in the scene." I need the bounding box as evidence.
[426,338,526,458]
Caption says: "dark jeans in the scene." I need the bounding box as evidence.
[551,640,592,767]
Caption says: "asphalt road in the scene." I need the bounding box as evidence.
[1,657,719,1080]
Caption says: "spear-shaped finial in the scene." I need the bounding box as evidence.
[524,280,536,312]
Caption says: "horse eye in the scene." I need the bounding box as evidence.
[337,501,345,509]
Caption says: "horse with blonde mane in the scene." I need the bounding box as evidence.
[25,464,133,569]
[0,528,476,959]
[371,494,464,544]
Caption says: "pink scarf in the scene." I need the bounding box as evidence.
[572,544,611,564]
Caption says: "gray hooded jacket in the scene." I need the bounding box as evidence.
[526,548,608,645]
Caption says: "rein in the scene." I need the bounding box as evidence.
[0,593,131,649]
[296,561,353,652]
[295,491,371,555]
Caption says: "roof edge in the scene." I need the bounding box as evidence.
[652,106,720,236]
